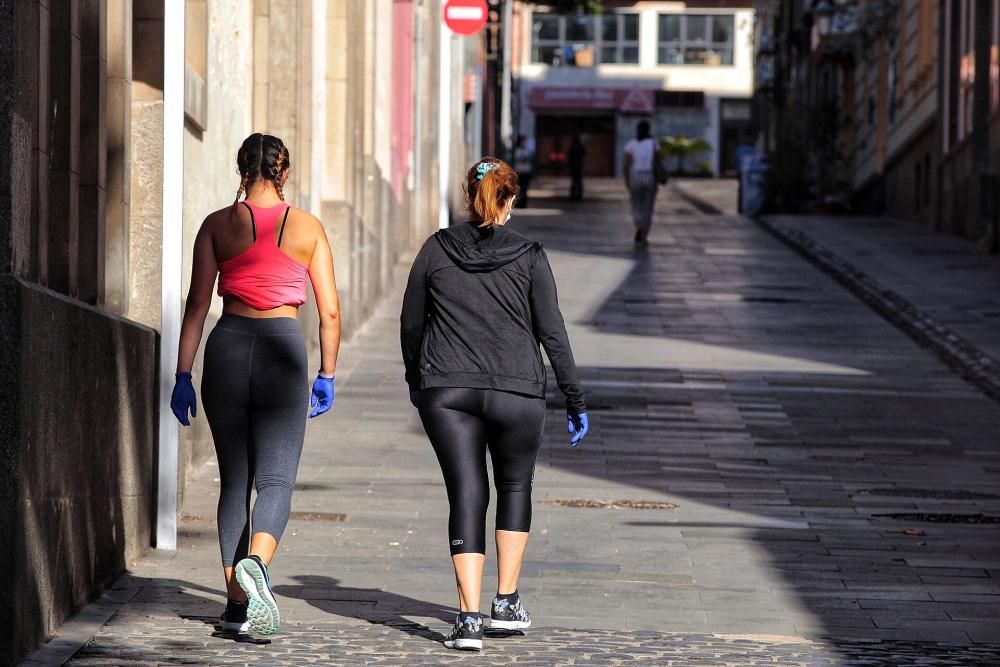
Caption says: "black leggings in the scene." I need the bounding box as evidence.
[417,387,546,555]
[201,314,309,567]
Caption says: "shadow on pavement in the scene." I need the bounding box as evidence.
[517,179,1000,655]
[274,575,453,643]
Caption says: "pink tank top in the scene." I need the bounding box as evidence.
[217,202,310,310]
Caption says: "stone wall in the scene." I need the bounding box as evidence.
[0,278,158,665]
[0,2,465,662]
[0,3,159,663]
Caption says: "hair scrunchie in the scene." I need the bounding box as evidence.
[476,162,499,180]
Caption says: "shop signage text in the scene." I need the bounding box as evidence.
[528,87,655,114]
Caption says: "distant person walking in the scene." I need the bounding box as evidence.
[513,135,535,207]
[623,120,658,246]
[169,133,341,637]
[401,158,589,652]
[568,135,586,201]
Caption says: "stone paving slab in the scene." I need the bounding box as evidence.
[64,618,1000,666]
[765,215,1000,365]
[30,178,1000,665]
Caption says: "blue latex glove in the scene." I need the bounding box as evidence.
[567,411,589,447]
[309,373,335,418]
[171,372,197,426]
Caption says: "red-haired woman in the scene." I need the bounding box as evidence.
[401,157,589,651]
[169,133,341,637]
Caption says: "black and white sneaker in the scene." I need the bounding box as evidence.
[443,613,484,651]
[234,555,281,635]
[490,592,531,630]
[216,598,249,633]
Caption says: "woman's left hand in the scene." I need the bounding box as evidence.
[309,373,335,418]
[567,411,589,447]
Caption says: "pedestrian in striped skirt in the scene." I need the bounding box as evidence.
[623,120,658,246]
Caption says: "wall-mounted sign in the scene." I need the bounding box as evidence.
[528,87,655,114]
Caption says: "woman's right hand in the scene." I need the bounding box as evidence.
[171,372,198,426]
[567,411,589,447]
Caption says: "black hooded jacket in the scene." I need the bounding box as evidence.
[400,221,586,413]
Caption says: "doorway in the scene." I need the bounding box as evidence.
[535,114,616,176]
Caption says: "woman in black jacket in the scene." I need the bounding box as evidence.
[401,157,589,651]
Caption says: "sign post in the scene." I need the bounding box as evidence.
[443,0,488,35]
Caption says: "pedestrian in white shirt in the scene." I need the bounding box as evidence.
[623,121,658,246]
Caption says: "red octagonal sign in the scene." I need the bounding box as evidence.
[444,0,488,36]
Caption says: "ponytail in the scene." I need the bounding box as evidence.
[465,157,519,226]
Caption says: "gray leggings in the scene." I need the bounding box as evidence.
[629,169,657,231]
[201,314,309,567]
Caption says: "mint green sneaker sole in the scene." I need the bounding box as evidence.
[234,558,280,636]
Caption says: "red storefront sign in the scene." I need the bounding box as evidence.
[528,87,655,114]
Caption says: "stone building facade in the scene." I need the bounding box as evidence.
[0,1,469,662]
[754,0,1000,248]
[513,0,756,178]
[938,0,1000,244]
[753,0,940,225]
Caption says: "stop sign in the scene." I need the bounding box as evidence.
[443,0,488,36]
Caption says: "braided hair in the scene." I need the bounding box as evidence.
[232,133,291,211]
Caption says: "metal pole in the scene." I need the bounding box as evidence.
[413,3,423,241]
[157,0,185,551]
[499,0,513,160]
[473,61,484,160]
[439,16,452,229]
[311,0,326,216]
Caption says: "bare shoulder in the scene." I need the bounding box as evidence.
[202,204,241,232]
[285,206,326,238]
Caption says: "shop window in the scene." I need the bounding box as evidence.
[657,13,734,66]
[531,12,639,66]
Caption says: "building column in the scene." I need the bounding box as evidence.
[257,0,313,209]
[47,0,82,296]
[104,0,131,314]
[79,0,108,305]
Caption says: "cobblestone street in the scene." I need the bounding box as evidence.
[32,180,1000,666]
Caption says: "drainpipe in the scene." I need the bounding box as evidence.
[156,0,185,551]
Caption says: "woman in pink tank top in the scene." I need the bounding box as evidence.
[167,133,342,636]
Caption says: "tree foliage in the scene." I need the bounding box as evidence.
[659,136,712,175]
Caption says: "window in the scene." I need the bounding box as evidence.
[532,13,561,64]
[532,12,639,66]
[655,90,705,108]
[600,13,639,64]
[657,13,734,65]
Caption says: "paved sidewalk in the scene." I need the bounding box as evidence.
[31,179,1000,665]
[763,216,1000,364]
[673,179,1000,406]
